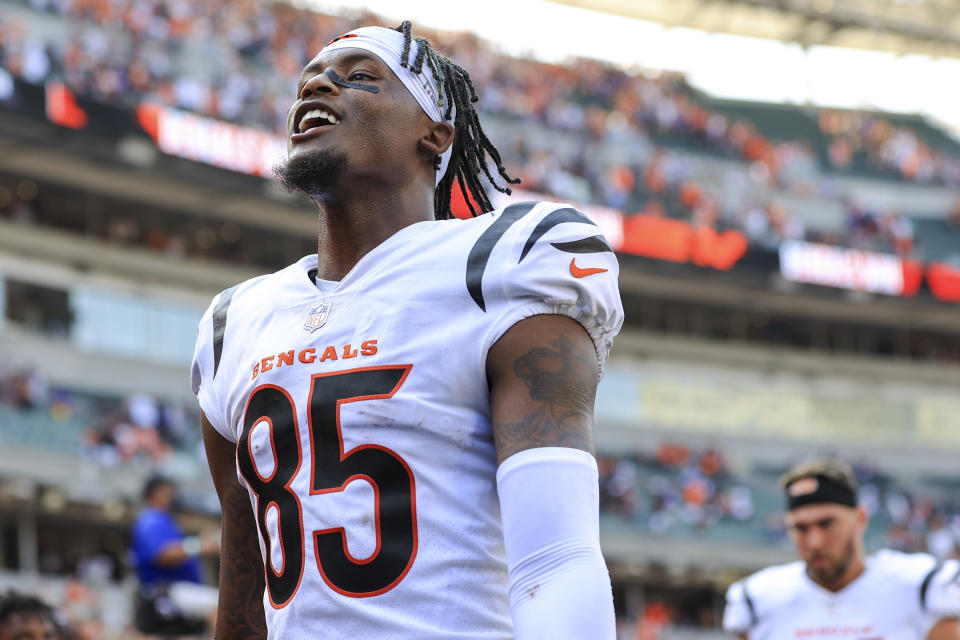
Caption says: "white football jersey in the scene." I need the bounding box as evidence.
[723,550,960,640]
[191,201,624,639]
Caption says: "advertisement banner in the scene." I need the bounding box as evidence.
[779,240,909,296]
[136,103,285,178]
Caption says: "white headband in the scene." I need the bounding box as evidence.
[321,26,454,186]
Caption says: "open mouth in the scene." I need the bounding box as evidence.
[297,109,339,134]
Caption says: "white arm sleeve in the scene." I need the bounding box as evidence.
[496,447,616,640]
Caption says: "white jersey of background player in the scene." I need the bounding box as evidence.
[192,23,622,640]
[724,459,960,640]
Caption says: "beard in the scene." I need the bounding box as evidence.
[807,538,855,587]
[273,149,348,200]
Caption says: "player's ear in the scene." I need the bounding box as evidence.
[854,505,868,530]
[419,121,454,157]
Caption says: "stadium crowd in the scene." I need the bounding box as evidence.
[0,365,198,465]
[598,443,960,634]
[1,0,959,264]
[4,0,958,186]
[82,391,197,466]
[599,442,960,561]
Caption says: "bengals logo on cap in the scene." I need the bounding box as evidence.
[788,477,819,497]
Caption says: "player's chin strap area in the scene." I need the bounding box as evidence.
[496,447,616,640]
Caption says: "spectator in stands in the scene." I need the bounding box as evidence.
[8,369,47,410]
[130,475,218,636]
[0,590,63,640]
[599,455,638,517]
[948,199,960,228]
[5,1,960,266]
[598,441,960,557]
[83,393,188,464]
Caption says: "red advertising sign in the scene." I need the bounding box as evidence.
[927,262,960,302]
[45,81,88,130]
[621,214,748,270]
[136,103,284,177]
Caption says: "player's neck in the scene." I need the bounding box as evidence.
[313,181,435,281]
[812,556,866,593]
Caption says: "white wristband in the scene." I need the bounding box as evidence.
[182,536,201,557]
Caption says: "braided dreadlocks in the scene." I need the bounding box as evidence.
[393,21,520,220]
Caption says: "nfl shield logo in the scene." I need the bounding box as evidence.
[304,301,332,332]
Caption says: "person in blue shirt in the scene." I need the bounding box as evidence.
[131,475,219,635]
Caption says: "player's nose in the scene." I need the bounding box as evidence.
[805,529,826,549]
[300,70,340,100]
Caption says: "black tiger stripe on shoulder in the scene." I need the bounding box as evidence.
[743,584,758,626]
[466,202,613,311]
[518,207,596,263]
[466,201,537,311]
[920,562,944,611]
[212,284,240,378]
[552,235,613,254]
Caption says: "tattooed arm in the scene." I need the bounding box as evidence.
[487,314,615,639]
[202,412,268,640]
[487,313,599,464]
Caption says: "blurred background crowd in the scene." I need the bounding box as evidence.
[599,443,960,561]
[2,0,960,266]
[0,0,958,638]
[0,366,199,466]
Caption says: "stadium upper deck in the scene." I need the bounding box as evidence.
[3,0,960,274]
[549,0,960,57]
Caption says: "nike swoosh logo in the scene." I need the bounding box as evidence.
[569,258,608,278]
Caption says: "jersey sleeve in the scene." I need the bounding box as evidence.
[190,290,235,443]
[723,579,756,634]
[481,202,624,372]
[921,560,960,624]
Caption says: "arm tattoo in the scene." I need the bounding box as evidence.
[215,479,267,639]
[494,334,598,464]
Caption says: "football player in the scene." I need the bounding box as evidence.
[192,21,623,639]
[723,458,960,639]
